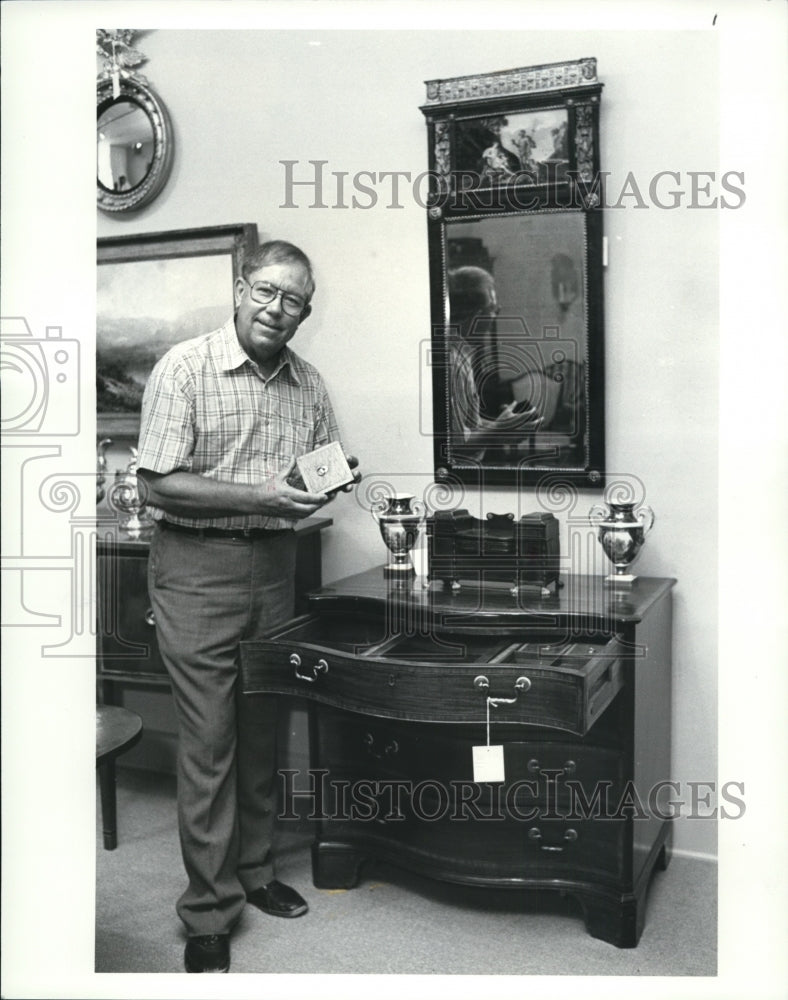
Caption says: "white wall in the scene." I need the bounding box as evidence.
[98,29,720,857]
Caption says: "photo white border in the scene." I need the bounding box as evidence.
[2,2,786,999]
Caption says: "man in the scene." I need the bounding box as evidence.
[136,239,359,973]
[447,265,541,463]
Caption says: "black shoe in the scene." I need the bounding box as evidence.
[246,880,309,918]
[184,933,230,973]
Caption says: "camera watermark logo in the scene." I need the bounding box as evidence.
[0,317,81,437]
[0,316,117,657]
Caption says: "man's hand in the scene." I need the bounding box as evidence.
[319,453,362,503]
[491,400,544,432]
[463,403,543,452]
[258,459,332,519]
[286,453,362,503]
[338,454,362,493]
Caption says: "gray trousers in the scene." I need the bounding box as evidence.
[148,524,296,936]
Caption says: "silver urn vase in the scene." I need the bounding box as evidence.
[111,447,154,539]
[589,500,655,584]
[373,493,425,577]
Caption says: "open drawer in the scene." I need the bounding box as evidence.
[240,612,625,735]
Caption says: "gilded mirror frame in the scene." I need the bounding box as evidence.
[420,58,606,488]
[97,77,173,214]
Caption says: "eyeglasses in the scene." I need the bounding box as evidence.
[245,279,307,317]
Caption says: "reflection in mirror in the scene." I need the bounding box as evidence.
[445,212,587,471]
[96,79,173,214]
[97,98,155,193]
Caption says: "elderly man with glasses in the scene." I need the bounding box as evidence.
[136,240,359,973]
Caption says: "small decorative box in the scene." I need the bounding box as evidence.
[296,442,354,495]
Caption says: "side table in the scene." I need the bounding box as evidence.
[96,705,143,850]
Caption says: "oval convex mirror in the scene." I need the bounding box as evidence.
[97,79,173,214]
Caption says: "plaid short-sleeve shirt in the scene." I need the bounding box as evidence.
[137,318,341,530]
[448,338,484,463]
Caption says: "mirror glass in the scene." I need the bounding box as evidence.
[97,98,155,193]
[443,211,588,472]
[96,78,173,214]
[421,58,605,488]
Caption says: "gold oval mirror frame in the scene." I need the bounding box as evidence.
[97,77,173,214]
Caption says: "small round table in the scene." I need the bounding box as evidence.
[96,705,143,850]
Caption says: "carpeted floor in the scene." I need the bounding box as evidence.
[96,767,717,977]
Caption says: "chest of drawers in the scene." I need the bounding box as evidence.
[241,569,675,947]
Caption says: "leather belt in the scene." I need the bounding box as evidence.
[160,521,291,541]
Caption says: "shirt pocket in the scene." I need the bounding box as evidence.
[265,407,315,461]
[194,408,251,455]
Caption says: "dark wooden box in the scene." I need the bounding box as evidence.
[427,510,560,593]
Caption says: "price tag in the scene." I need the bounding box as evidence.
[472,744,505,783]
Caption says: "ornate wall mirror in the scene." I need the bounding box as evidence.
[420,58,605,488]
[97,30,173,214]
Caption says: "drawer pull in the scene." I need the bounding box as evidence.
[527,758,576,775]
[363,733,399,759]
[291,653,329,683]
[144,608,156,626]
[528,826,578,852]
[474,675,531,702]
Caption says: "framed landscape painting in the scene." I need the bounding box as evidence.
[97,223,259,436]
